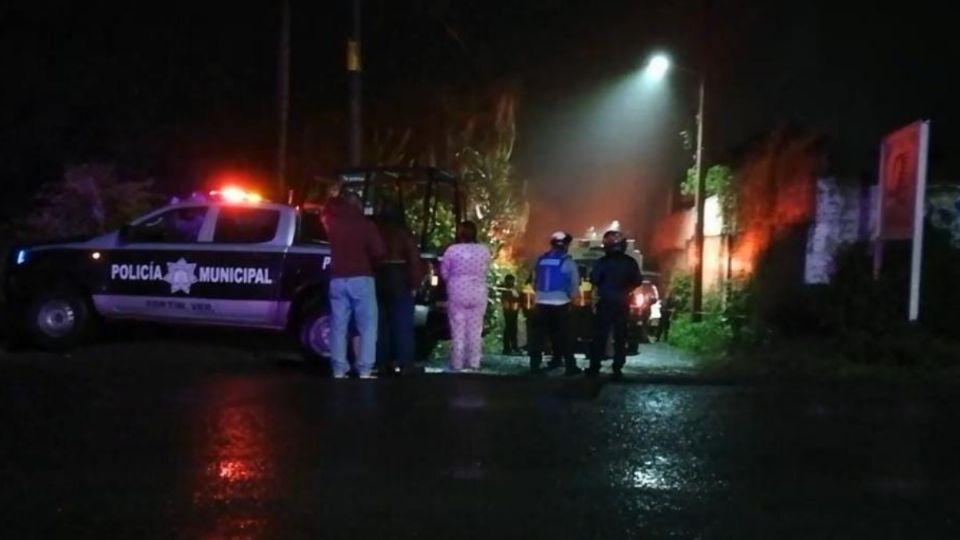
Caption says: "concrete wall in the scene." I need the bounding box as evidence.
[652,195,728,293]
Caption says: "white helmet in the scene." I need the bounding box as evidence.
[550,231,573,248]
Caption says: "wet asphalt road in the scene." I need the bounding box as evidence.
[2,339,960,539]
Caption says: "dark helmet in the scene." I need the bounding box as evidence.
[602,230,627,254]
[549,231,573,250]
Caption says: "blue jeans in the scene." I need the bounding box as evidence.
[377,293,416,368]
[329,277,378,377]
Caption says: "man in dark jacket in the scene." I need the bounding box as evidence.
[322,192,386,379]
[587,230,642,379]
[375,200,425,376]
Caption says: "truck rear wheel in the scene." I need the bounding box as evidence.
[25,288,92,351]
[297,299,332,367]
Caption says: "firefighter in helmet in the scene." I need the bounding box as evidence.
[587,229,642,379]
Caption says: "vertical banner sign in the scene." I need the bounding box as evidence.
[873,120,931,321]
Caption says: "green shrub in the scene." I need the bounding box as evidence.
[667,271,768,358]
[668,270,693,313]
[741,232,960,370]
[668,312,732,358]
[669,221,960,370]
[919,226,960,337]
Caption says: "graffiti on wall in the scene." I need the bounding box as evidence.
[806,181,960,284]
[804,178,874,284]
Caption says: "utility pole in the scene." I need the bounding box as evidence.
[691,0,711,322]
[276,0,291,198]
[691,75,706,322]
[347,0,363,166]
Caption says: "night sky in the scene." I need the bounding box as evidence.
[2,0,957,224]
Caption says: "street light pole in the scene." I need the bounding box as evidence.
[347,0,363,166]
[642,53,707,320]
[691,74,705,322]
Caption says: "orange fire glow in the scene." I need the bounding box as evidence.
[728,128,821,275]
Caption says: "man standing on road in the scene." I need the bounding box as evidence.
[528,231,581,376]
[520,275,536,352]
[587,230,642,380]
[322,191,385,379]
[374,200,425,376]
[657,294,674,342]
[499,274,521,355]
[637,279,660,344]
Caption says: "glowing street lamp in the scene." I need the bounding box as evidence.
[644,53,671,81]
[644,52,707,321]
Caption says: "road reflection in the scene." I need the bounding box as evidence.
[627,455,682,490]
[607,387,729,495]
[192,378,276,540]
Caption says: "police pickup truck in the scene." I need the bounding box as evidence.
[5,189,338,360]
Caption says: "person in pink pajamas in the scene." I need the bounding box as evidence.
[440,221,491,371]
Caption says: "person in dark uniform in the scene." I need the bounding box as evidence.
[375,200,425,376]
[499,274,521,355]
[657,294,674,342]
[529,231,581,376]
[587,230,642,379]
[520,274,536,352]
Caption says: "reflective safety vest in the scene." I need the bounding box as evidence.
[535,251,572,294]
[500,287,521,311]
[521,283,536,311]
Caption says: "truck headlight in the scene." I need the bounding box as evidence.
[15,249,27,265]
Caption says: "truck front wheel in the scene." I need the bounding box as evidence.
[25,288,92,351]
